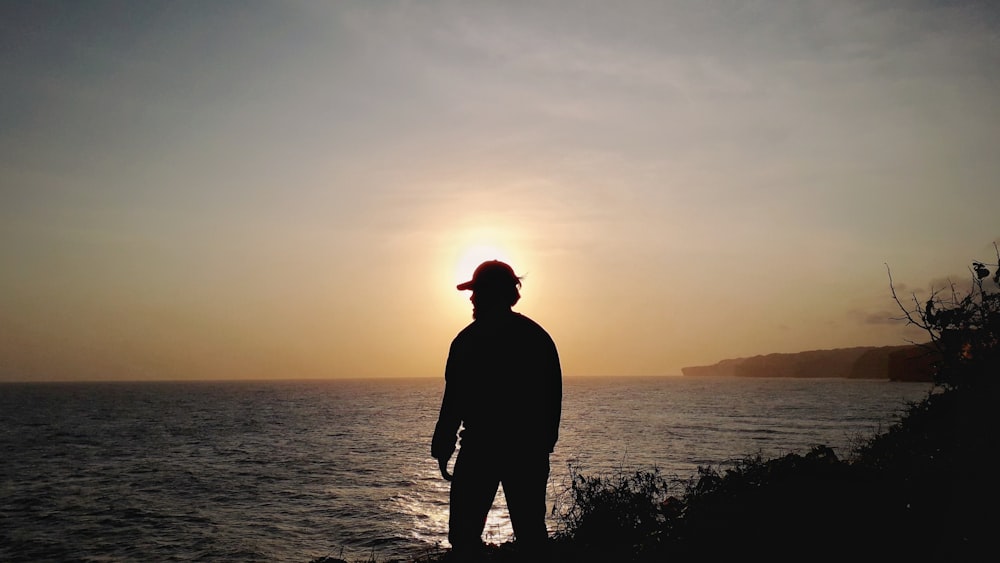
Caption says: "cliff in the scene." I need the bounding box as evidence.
[887,345,938,382]
[681,344,935,381]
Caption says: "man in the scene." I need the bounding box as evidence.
[431,260,562,559]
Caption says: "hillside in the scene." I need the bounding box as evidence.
[681,344,935,381]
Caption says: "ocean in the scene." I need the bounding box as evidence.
[0,376,932,562]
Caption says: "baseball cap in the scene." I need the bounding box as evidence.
[456,260,521,291]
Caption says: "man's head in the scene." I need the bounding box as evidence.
[457,260,522,315]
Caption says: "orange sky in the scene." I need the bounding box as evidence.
[2,2,999,381]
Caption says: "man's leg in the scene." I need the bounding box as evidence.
[449,447,500,557]
[502,452,551,553]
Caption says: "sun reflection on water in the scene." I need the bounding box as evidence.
[482,490,514,545]
[389,464,516,549]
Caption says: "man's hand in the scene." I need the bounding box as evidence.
[438,456,453,481]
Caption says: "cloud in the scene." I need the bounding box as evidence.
[926,276,975,294]
[860,311,907,326]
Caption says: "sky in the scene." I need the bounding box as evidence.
[1,0,998,382]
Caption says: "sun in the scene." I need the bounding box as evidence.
[441,223,533,300]
[454,243,514,288]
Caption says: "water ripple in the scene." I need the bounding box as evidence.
[0,377,929,562]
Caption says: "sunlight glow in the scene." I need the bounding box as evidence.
[449,224,527,289]
[431,224,535,325]
[454,243,514,288]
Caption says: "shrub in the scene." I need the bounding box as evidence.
[553,464,677,559]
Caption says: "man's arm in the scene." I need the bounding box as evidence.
[437,457,453,481]
[545,338,563,453]
[431,340,463,479]
[431,382,461,461]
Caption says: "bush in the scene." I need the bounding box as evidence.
[553,464,677,560]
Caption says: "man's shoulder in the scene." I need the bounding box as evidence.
[511,313,556,341]
[452,321,478,343]
[452,312,553,341]
[511,311,543,329]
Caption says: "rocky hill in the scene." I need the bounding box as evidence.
[681,344,935,382]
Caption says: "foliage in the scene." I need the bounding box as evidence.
[888,242,1000,391]
[664,446,913,559]
[552,464,677,559]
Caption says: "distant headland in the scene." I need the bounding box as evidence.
[681,344,935,382]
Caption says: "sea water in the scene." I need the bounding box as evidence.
[0,376,931,562]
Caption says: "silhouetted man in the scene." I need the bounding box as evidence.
[432,260,562,560]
